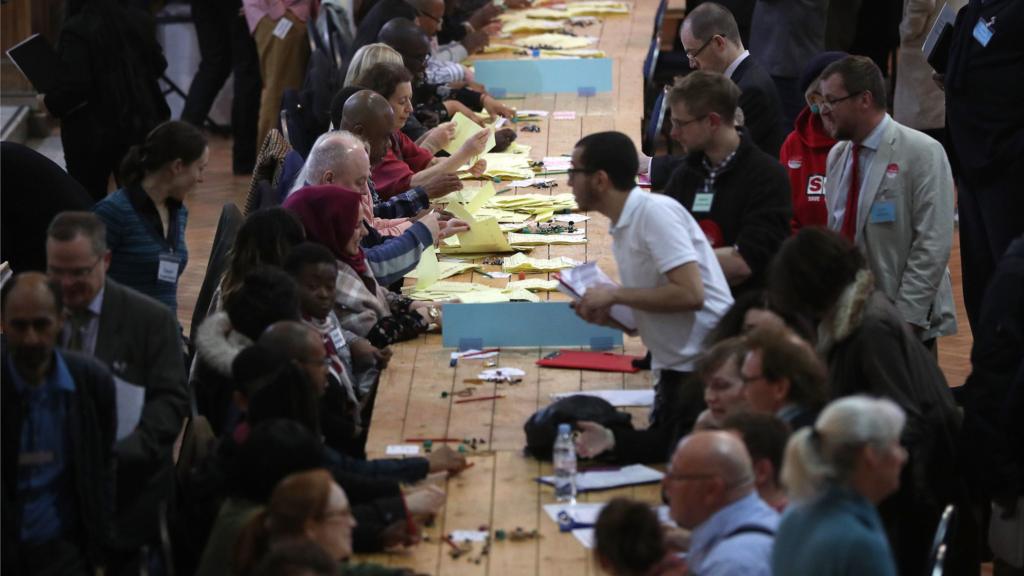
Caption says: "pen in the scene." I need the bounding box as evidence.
[454,394,506,404]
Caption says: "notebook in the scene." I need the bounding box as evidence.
[6,34,61,93]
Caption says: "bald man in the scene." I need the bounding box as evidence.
[1,273,116,575]
[664,431,778,576]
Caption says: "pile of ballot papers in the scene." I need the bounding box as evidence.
[502,253,581,272]
[405,280,541,303]
[460,153,536,180]
[514,33,597,50]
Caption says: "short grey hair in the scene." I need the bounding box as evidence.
[781,395,905,501]
[47,211,108,256]
[289,131,368,196]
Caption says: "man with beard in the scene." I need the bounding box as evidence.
[1,273,116,575]
[820,55,956,349]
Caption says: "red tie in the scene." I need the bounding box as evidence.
[840,143,862,241]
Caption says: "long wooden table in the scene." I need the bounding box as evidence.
[358,1,666,573]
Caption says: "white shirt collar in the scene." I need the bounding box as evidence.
[724,50,750,80]
[858,113,892,152]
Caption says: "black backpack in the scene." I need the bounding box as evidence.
[523,396,633,460]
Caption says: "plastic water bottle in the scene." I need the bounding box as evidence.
[553,423,577,503]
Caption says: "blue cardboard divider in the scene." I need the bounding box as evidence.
[473,58,612,95]
[441,302,623,348]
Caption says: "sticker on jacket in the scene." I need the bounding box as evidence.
[806,174,825,197]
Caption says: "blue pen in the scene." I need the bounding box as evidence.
[557,511,594,532]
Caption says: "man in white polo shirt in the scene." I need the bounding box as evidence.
[569,131,734,463]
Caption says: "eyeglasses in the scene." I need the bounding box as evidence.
[686,34,724,63]
[47,258,102,280]
[820,91,864,111]
[417,8,442,24]
[670,115,707,130]
[566,167,596,179]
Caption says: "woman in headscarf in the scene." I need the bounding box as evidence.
[283,185,441,347]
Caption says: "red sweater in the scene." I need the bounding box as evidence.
[779,107,836,233]
[371,131,435,200]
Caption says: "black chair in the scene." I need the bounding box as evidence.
[644,34,662,88]
[928,504,955,575]
[188,203,242,350]
[652,0,669,38]
[643,87,670,156]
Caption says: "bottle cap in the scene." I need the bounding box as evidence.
[557,423,571,434]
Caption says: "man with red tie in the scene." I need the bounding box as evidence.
[820,56,957,349]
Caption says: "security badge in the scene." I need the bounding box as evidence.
[973,16,995,47]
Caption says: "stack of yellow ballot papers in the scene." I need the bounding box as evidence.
[500,7,570,19]
[508,232,588,248]
[481,43,523,54]
[404,247,482,289]
[536,48,607,58]
[502,252,581,273]
[507,278,562,291]
[514,33,597,50]
[565,1,630,16]
[502,18,565,33]
[487,193,578,218]
[405,281,541,303]
[460,153,535,180]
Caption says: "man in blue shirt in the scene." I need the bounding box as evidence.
[664,430,778,576]
[1,273,116,576]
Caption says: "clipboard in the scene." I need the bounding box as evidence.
[537,349,643,373]
[5,34,61,93]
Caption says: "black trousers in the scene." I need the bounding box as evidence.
[17,537,90,576]
[612,369,704,464]
[182,0,261,174]
[61,114,128,202]
[957,162,1024,331]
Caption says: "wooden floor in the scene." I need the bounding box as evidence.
[171,1,976,573]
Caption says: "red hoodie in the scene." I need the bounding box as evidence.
[779,107,837,233]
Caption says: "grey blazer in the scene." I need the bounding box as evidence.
[825,119,957,340]
[96,278,189,465]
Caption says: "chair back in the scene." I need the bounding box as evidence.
[928,505,955,575]
[653,0,669,37]
[930,544,947,576]
[188,203,242,346]
[643,34,662,87]
[643,87,669,156]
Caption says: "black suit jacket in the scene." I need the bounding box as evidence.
[649,57,785,189]
[731,56,785,157]
[97,278,188,466]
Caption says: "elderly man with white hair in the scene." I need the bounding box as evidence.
[664,430,779,576]
[289,130,468,287]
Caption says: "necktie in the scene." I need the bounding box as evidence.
[840,143,863,242]
[66,311,91,352]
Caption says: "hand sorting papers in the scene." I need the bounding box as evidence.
[556,261,637,331]
[538,464,664,492]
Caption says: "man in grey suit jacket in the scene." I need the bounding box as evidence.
[45,212,189,553]
[819,56,956,346]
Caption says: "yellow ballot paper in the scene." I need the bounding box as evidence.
[514,33,596,50]
[444,112,496,157]
[441,212,514,254]
[413,246,441,290]
[508,278,561,291]
[502,252,580,272]
[466,182,497,215]
[503,18,565,33]
[507,232,588,246]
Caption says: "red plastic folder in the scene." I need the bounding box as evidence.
[536,350,643,373]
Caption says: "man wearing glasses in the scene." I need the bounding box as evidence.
[644,2,784,191]
[45,212,188,563]
[819,56,957,349]
[664,431,778,576]
[660,71,791,296]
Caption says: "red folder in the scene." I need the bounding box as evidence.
[536,350,643,373]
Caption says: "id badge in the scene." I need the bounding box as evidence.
[869,201,896,224]
[692,192,714,213]
[157,252,181,284]
[329,327,347,351]
[272,17,293,39]
[973,18,993,47]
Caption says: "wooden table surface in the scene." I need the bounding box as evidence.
[356,2,667,573]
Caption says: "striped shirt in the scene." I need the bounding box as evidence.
[94,187,188,313]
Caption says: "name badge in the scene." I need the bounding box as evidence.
[272,17,293,39]
[692,193,714,213]
[157,253,181,284]
[869,201,896,224]
[973,18,993,47]
[329,327,347,351]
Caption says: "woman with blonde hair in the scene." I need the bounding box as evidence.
[771,396,906,576]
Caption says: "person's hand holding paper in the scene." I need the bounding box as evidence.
[422,172,464,198]
[444,113,497,157]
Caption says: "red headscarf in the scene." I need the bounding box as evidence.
[283,185,369,275]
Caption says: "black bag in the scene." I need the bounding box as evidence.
[523,396,633,460]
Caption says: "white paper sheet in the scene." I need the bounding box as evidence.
[539,464,664,492]
[385,444,422,455]
[114,376,145,441]
[450,530,490,542]
[549,389,655,407]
